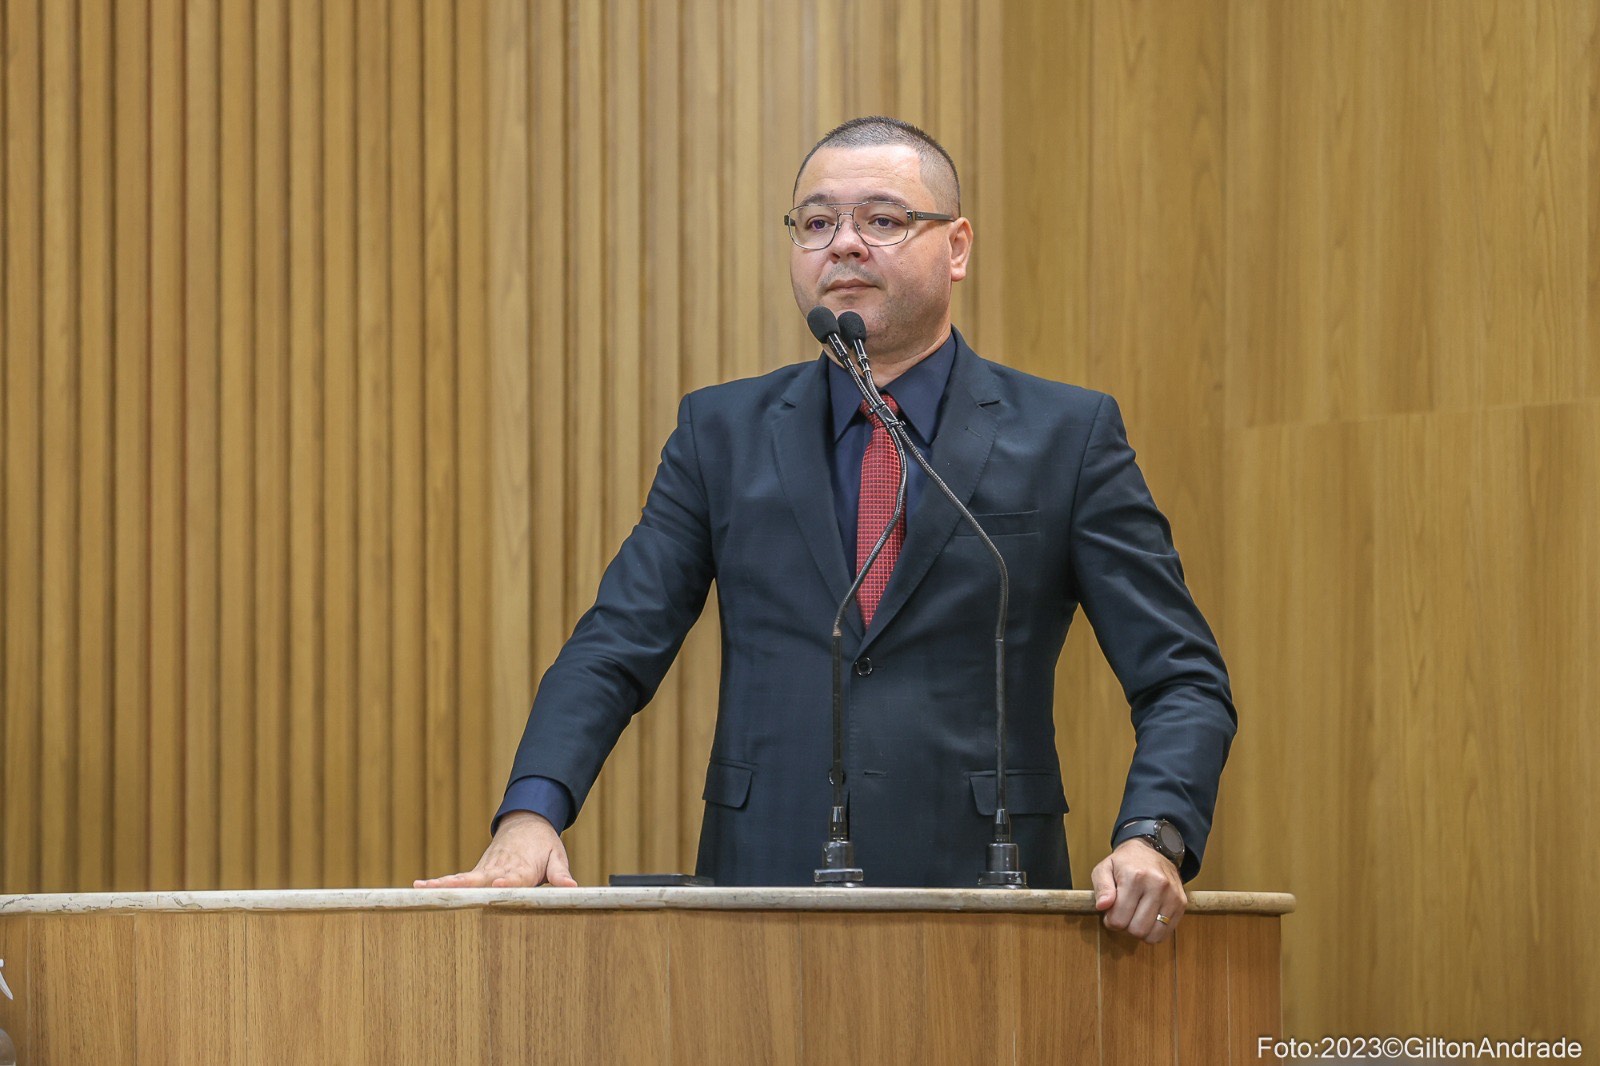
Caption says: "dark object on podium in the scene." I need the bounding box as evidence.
[607,874,714,887]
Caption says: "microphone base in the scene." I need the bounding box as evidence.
[814,840,866,887]
[977,842,1028,889]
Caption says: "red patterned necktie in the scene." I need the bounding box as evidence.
[855,394,904,627]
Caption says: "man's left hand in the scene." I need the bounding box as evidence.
[1091,839,1187,944]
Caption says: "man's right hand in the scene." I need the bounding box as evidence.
[412,810,578,888]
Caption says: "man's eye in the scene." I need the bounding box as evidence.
[865,213,906,230]
[804,217,833,231]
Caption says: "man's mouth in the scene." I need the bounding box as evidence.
[827,280,874,292]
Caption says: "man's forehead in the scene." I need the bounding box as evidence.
[793,144,929,202]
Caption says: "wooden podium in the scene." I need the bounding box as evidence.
[0,886,1291,1063]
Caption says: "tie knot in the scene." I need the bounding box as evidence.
[859,395,900,424]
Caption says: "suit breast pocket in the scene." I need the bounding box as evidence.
[952,510,1040,537]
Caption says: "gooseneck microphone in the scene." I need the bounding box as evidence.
[836,311,1026,888]
[804,306,910,886]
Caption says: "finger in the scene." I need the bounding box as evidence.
[1135,879,1186,943]
[544,847,578,888]
[1158,877,1196,941]
[1104,866,1144,932]
[488,870,542,888]
[1090,859,1117,912]
[1126,883,1166,940]
[414,870,492,889]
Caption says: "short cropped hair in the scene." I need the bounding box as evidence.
[793,116,961,215]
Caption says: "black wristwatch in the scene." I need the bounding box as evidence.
[1118,817,1186,868]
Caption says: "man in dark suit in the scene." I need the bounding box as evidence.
[418,117,1235,945]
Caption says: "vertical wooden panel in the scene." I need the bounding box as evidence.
[760,0,805,368]
[33,916,134,1063]
[727,0,761,383]
[147,0,186,890]
[1218,421,1376,1024]
[355,0,394,885]
[243,913,365,1064]
[218,0,257,889]
[76,0,115,893]
[1224,916,1281,1064]
[1100,929,1176,1065]
[483,911,669,1062]
[1522,403,1600,1035]
[488,0,534,804]
[110,0,153,892]
[997,0,1090,379]
[1175,917,1233,1062]
[454,0,494,870]
[133,913,246,1063]
[287,0,325,889]
[184,0,222,892]
[970,0,1004,351]
[362,911,488,1061]
[421,0,461,881]
[39,0,80,894]
[1017,916,1101,1065]
[489,0,539,872]
[320,0,358,888]
[669,912,802,1065]
[252,0,291,889]
[799,913,1029,1063]
[388,0,426,886]
[518,0,569,857]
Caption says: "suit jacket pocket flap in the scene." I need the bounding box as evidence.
[968,770,1069,816]
[953,510,1040,537]
[702,759,754,809]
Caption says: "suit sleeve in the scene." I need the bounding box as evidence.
[499,393,716,826]
[1068,393,1237,881]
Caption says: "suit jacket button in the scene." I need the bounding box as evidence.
[854,657,873,677]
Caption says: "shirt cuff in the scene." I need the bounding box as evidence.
[493,776,573,836]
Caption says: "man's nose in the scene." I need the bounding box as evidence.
[829,212,869,258]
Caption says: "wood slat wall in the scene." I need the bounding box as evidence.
[2,0,1596,1044]
[0,0,1001,891]
[2,0,502,891]
[997,0,1600,1045]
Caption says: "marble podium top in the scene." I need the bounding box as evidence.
[0,887,1295,916]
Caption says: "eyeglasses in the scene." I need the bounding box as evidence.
[784,201,956,250]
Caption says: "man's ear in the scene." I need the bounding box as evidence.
[948,217,973,282]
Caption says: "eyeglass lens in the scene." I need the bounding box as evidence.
[789,202,914,249]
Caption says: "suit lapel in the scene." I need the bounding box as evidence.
[773,356,861,640]
[859,338,1001,654]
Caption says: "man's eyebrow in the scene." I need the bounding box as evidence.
[795,191,910,207]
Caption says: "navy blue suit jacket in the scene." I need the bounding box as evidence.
[504,330,1236,887]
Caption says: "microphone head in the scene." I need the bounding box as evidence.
[806,305,841,344]
[837,311,867,346]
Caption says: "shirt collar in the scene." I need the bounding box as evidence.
[826,330,957,443]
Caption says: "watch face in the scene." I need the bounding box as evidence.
[1156,821,1184,857]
